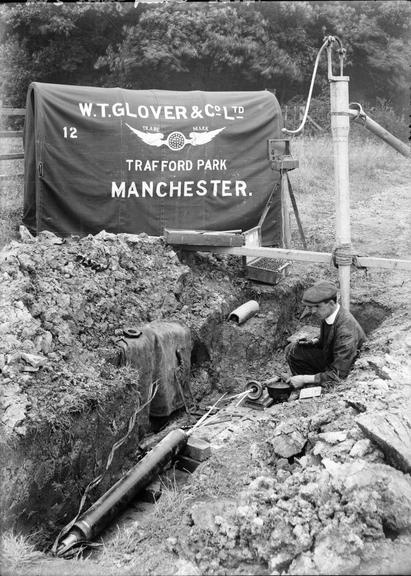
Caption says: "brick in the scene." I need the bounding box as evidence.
[140,479,162,502]
[183,436,211,461]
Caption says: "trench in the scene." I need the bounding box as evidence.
[82,293,393,560]
[3,269,392,556]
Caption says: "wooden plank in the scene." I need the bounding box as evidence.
[0,173,24,180]
[0,108,25,115]
[359,255,411,271]
[280,174,291,248]
[356,412,411,473]
[164,228,244,247]
[306,115,323,131]
[177,245,411,271]
[0,153,24,160]
[181,245,332,263]
[0,131,23,138]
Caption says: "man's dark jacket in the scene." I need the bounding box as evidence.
[314,307,366,385]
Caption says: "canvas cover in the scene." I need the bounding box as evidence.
[117,321,192,418]
[23,83,284,244]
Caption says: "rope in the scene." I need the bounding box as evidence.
[51,379,159,557]
[332,244,353,267]
[332,245,368,272]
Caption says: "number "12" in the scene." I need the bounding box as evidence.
[63,127,78,139]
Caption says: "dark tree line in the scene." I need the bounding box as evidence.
[0,1,409,113]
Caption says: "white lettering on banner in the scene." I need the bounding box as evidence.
[78,102,245,120]
[125,159,228,172]
[111,180,249,198]
[197,159,227,170]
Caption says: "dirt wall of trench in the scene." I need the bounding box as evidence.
[1,378,150,538]
[0,231,305,543]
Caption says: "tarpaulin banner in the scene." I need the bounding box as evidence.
[23,83,284,244]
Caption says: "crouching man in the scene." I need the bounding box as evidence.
[286,280,366,390]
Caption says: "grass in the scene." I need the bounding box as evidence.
[0,135,24,249]
[0,530,131,576]
[286,133,410,255]
[0,531,45,575]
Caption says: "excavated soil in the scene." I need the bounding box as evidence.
[1,225,411,576]
[0,230,303,541]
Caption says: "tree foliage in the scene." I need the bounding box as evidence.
[0,2,138,106]
[96,3,300,92]
[0,1,409,112]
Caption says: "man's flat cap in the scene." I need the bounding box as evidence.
[302,281,338,305]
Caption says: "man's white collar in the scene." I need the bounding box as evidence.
[325,303,340,325]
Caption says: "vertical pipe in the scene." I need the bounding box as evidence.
[330,76,351,310]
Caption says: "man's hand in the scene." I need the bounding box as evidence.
[286,374,315,389]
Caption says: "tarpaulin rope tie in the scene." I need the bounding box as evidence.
[51,379,159,557]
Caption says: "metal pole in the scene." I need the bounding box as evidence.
[328,44,351,310]
[348,105,411,158]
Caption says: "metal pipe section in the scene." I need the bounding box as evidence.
[228,300,259,324]
[57,428,188,556]
[329,65,351,310]
[349,104,411,158]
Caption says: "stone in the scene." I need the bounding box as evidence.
[356,411,411,473]
[269,551,295,572]
[322,458,411,532]
[312,528,363,575]
[309,408,337,429]
[349,439,372,458]
[190,499,236,532]
[270,432,306,459]
[270,421,307,459]
[174,559,201,576]
[317,431,348,444]
[20,352,47,368]
[289,553,319,575]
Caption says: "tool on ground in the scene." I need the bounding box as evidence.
[245,376,292,401]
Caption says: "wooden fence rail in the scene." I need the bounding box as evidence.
[0,105,25,166]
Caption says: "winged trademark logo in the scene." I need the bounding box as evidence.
[125,123,225,151]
